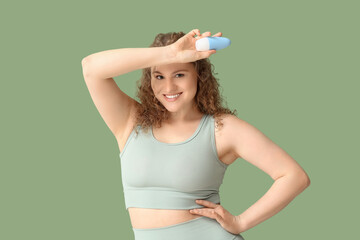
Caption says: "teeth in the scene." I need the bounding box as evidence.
[165,93,181,98]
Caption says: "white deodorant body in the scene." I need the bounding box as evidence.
[196,38,210,51]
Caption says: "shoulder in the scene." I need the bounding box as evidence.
[211,114,241,158]
[213,113,246,133]
[215,113,259,131]
[214,113,261,159]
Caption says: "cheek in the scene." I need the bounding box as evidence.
[189,81,198,93]
[150,81,158,93]
[153,86,162,96]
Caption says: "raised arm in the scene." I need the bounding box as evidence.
[81,46,177,139]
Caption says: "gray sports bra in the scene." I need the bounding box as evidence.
[119,114,229,210]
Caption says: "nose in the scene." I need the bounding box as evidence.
[164,79,179,93]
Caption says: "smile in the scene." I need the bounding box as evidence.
[163,92,182,101]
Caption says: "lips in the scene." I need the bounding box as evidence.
[163,92,182,102]
[163,92,182,96]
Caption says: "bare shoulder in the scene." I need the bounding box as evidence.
[213,113,246,135]
[213,113,246,160]
[214,113,263,160]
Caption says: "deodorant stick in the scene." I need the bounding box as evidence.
[195,37,231,51]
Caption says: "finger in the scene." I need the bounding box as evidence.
[200,31,212,39]
[190,208,211,217]
[195,31,204,40]
[207,50,217,56]
[191,208,221,221]
[190,28,201,38]
[199,50,216,59]
[212,32,222,37]
[195,31,212,40]
[196,199,219,208]
[214,211,224,223]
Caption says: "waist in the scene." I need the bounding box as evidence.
[124,188,221,210]
[128,207,203,229]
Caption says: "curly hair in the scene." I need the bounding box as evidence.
[132,31,237,136]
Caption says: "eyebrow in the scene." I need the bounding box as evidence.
[152,70,189,74]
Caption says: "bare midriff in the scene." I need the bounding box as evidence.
[128,208,203,229]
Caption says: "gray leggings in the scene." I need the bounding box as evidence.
[132,216,245,240]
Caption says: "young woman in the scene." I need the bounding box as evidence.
[81,29,310,240]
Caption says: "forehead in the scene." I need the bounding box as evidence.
[152,63,194,73]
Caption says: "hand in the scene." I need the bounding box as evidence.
[168,29,222,63]
[189,199,244,235]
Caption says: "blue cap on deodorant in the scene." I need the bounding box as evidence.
[196,37,231,51]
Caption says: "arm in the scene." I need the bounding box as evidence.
[82,46,177,79]
[224,115,310,233]
[81,28,218,79]
[81,46,177,138]
[236,171,310,232]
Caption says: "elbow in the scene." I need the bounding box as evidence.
[287,170,311,188]
[81,57,87,66]
[298,171,311,188]
[81,57,91,68]
[304,175,311,187]
[81,57,93,78]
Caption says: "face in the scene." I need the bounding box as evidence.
[151,62,198,115]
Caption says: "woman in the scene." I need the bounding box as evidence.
[81,29,310,240]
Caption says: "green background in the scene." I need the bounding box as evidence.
[1,0,358,239]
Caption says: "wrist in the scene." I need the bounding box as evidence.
[164,44,178,63]
[235,214,247,233]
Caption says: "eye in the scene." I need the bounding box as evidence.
[154,74,184,80]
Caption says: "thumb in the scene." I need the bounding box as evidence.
[205,49,216,57]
